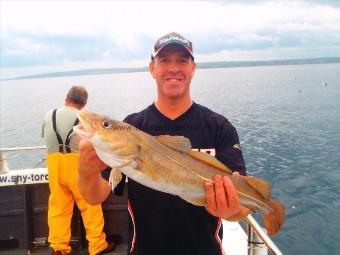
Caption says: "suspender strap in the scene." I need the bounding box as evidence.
[65,118,79,153]
[52,109,65,153]
[52,109,79,153]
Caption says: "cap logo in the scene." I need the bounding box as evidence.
[159,36,190,47]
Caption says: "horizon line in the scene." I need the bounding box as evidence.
[2,57,340,81]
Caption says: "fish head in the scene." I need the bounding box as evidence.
[74,111,139,156]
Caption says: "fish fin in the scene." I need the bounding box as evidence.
[241,176,272,199]
[187,150,232,174]
[262,199,285,236]
[180,195,206,206]
[108,168,123,191]
[155,135,192,153]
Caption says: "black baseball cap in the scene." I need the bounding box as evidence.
[152,32,194,59]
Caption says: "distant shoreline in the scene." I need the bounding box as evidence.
[3,57,340,81]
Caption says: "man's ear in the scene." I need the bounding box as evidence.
[149,61,156,79]
[191,61,196,78]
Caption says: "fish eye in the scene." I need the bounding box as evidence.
[101,120,112,129]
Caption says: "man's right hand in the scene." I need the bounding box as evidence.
[78,139,111,204]
[78,139,107,177]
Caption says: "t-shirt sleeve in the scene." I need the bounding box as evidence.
[215,120,247,176]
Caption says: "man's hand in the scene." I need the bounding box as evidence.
[78,139,111,204]
[204,173,250,220]
[78,139,107,177]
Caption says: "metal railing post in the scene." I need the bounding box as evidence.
[246,215,283,255]
[0,152,10,174]
[248,222,255,255]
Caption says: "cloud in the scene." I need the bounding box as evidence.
[1,0,340,78]
[2,33,153,67]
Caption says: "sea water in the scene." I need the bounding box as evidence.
[1,63,340,254]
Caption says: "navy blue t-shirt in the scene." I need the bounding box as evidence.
[122,102,246,255]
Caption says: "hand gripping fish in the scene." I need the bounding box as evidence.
[74,111,285,235]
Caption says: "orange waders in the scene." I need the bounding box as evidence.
[47,110,108,255]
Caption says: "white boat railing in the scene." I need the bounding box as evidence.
[0,146,47,174]
[247,214,283,255]
[0,146,47,152]
[0,146,283,255]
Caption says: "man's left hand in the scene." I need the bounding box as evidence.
[204,173,248,220]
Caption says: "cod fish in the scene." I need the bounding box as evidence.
[74,111,285,235]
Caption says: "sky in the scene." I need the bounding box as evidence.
[1,0,340,79]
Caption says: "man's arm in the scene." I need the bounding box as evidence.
[204,173,250,221]
[78,140,111,204]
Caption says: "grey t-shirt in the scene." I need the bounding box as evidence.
[41,106,80,154]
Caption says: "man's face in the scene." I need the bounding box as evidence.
[150,45,196,100]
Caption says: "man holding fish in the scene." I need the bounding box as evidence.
[76,32,284,255]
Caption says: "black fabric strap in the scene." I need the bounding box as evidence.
[52,109,79,153]
[65,118,79,153]
[52,109,65,153]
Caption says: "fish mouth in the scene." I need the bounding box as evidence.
[73,123,94,140]
[73,111,97,140]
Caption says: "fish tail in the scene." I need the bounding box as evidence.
[262,199,285,236]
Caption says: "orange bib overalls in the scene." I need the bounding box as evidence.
[47,109,108,255]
